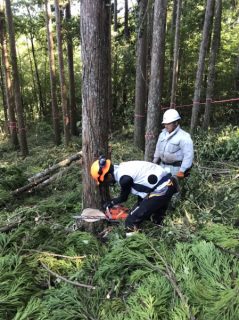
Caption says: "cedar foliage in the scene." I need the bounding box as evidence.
[0,125,239,320]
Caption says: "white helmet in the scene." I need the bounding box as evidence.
[162,109,181,124]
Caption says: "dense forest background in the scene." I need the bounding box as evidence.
[0,0,239,319]
[0,0,239,147]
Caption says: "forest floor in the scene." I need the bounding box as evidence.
[0,123,239,320]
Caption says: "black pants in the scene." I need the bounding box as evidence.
[125,184,177,229]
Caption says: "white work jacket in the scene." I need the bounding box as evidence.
[153,126,194,173]
[113,161,171,200]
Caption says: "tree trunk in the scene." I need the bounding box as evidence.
[168,0,177,97]
[235,48,239,92]
[1,29,18,144]
[190,0,215,133]
[26,6,44,119]
[26,37,38,116]
[5,0,28,156]
[54,0,70,146]
[170,0,182,108]
[45,0,61,145]
[65,2,78,136]
[80,0,111,209]
[0,58,9,133]
[203,0,222,129]
[114,0,117,31]
[134,0,148,150]
[124,0,130,40]
[144,0,168,161]
[29,34,44,118]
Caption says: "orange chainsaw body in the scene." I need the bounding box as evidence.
[105,205,129,221]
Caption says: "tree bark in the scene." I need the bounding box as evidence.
[170,0,182,108]
[235,48,239,92]
[45,0,61,145]
[124,0,130,39]
[26,6,44,119]
[80,0,111,209]
[0,4,10,135]
[26,37,38,112]
[114,0,117,31]
[134,0,148,150]
[65,2,78,136]
[168,0,177,96]
[144,0,168,161]
[203,0,222,129]
[190,0,215,133]
[0,58,9,133]
[5,0,28,156]
[54,0,70,146]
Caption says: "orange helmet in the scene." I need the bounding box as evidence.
[90,157,111,184]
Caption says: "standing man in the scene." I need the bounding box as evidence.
[90,157,179,231]
[153,109,194,178]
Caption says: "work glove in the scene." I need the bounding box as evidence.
[176,171,184,179]
[103,200,115,211]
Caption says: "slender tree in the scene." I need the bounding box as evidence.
[235,47,239,92]
[168,0,177,95]
[203,0,222,129]
[0,57,8,133]
[26,36,38,113]
[0,14,18,145]
[45,0,61,145]
[80,0,111,209]
[170,0,182,108]
[5,0,28,156]
[65,1,77,136]
[134,0,148,150]
[26,6,45,118]
[144,0,168,161]
[54,0,70,146]
[190,0,215,132]
[114,0,117,31]
[124,0,130,39]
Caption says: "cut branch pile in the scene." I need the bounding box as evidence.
[12,151,82,196]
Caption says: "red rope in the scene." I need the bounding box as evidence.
[161,97,239,110]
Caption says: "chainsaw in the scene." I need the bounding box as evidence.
[73,205,129,223]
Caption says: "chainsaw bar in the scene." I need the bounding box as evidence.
[74,205,129,223]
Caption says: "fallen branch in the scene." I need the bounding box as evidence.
[0,218,25,232]
[12,175,50,196]
[28,151,82,182]
[33,161,78,191]
[12,158,81,196]
[40,262,96,290]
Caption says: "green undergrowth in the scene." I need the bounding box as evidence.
[0,125,239,319]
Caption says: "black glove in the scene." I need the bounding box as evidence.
[103,200,115,211]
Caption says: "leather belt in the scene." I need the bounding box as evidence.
[161,161,182,167]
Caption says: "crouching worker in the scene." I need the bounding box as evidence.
[90,157,179,231]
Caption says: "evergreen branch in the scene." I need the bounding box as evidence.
[22,249,86,260]
[146,242,196,320]
[199,235,239,259]
[214,244,239,259]
[40,262,96,290]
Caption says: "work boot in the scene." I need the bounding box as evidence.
[125,226,139,238]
